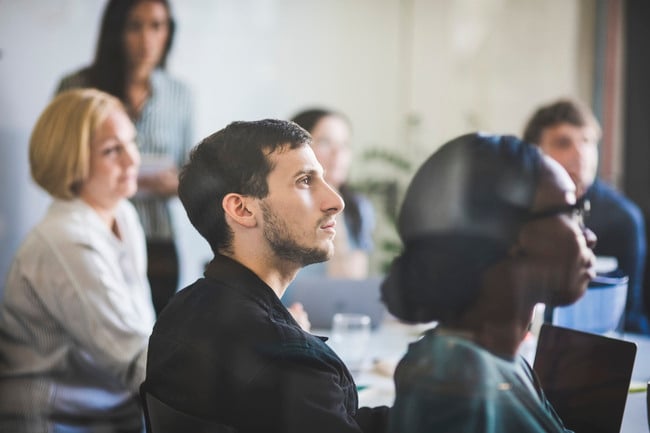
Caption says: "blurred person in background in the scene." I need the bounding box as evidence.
[291,108,375,279]
[0,89,155,433]
[57,0,193,315]
[523,98,649,334]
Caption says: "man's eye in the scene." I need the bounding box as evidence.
[298,176,312,186]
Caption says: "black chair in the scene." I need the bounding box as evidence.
[140,384,236,433]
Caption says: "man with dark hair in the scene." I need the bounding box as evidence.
[143,119,388,432]
[523,98,649,334]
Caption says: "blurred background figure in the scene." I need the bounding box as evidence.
[291,108,375,279]
[382,133,596,432]
[57,0,194,315]
[523,98,649,334]
[0,89,155,433]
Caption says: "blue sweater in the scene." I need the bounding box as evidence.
[584,178,649,334]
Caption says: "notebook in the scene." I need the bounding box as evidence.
[281,276,386,329]
[533,324,637,433]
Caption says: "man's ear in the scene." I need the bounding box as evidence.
[222,193,257,228]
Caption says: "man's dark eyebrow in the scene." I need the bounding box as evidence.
[293,168,319,178]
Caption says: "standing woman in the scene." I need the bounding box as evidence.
[0,89,155,432]
[291,108,375,278]
[57,0,193,314]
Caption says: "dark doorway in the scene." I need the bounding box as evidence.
[623,0,650,313]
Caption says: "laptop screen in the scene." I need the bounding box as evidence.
[533,324,637,433]
[282,276,386,329]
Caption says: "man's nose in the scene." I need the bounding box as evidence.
[323,182,344,215]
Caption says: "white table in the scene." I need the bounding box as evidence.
[322,320,650,432]
[621,332,650,433]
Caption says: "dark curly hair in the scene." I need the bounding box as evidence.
[381,133,543,323]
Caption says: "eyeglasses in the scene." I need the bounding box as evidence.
[526,195,591,229]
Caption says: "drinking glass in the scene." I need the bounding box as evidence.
[329,313,371,374]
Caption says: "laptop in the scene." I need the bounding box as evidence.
[281,276,386,329]
[533,324,637,433]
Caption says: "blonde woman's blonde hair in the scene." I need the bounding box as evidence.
[29,88,125,199]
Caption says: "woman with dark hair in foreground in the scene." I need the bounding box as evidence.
[382,133,596,432]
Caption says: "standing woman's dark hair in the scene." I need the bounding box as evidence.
[89,0,175,101]
[291,108,375,278]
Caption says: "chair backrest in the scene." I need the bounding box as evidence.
[141,385,236,433]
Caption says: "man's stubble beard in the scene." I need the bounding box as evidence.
[260,201,332,266]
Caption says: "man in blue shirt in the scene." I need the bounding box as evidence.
[523,98,649,334]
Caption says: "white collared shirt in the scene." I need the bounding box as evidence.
[0,198,155,428]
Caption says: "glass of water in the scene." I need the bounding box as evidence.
[329,313,371,374]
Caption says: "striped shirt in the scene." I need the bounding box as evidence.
[57,68,195,240]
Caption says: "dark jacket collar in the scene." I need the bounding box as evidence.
[204,254,281,308]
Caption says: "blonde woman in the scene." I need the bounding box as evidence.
[0,89,155,433]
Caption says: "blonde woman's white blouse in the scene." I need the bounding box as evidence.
[0,198,155,432]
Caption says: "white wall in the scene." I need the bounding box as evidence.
[405,0,594,154]
[0,0,106,286]
[0,0,594,286]
[171,1,403,149]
